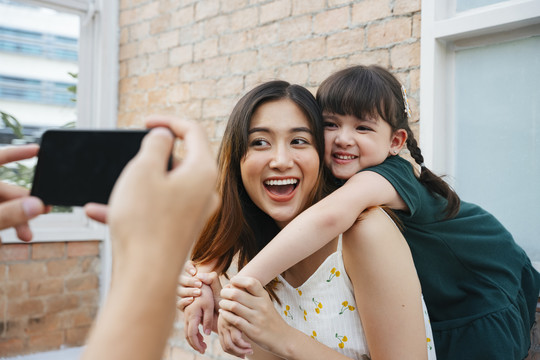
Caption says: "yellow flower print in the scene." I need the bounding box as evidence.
[296,288,302,296]
[427,337,433,351]
[339,300,356,315]
[311,331,317,339]
[327,267,341,282]
[312,298,323,314]
[335,333,348,349]
[299,306,308,321]
[283,305,293,320]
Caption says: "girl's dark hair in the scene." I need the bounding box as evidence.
[191,81,332,294]
[317,65,460,218]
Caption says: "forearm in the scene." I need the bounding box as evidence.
[82,257,178,360]
[262,326,352,360]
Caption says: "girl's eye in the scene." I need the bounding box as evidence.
[357,125,372,132]
[323,121,337,128]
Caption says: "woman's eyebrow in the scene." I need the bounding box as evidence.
[292,127,312,134]
[248,127,269,134]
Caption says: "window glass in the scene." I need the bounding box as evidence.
[454,35,540,260]
[456,0,508,12]
[0,0,79,212]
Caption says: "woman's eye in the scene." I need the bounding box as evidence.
[292,137,310,146]
[250,138,270,147]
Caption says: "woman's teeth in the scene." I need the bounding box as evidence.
[264,179,298,186]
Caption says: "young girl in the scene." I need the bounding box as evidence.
[225,65,540,359]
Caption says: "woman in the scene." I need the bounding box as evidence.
[181,81,434,359]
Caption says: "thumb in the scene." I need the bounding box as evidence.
[135,127,174,172]
[0,197,45,231]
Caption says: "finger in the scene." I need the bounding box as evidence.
[0,197,45,232]
[14,222,33,242]
[197,271,219,286]
[218,311,253,353]
[0,182,29,202]
[230,326,252,350]
[84,203,108,223]
[201,302,214,336]
[133,127,174,173]
[218,323,250,358]
[178,274,202,288]
[176,296,194,311]
[184,260,197,276]
[185,315,206,353]
[230,276,266,297]
[0,144,39,166]
[177,285,201,298]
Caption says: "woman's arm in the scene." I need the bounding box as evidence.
[237,171,406,285]
[342,207,427,360]
[219,277,355,360]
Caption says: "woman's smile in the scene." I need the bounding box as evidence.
[241,98,319,227]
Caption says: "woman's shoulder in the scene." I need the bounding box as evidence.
[347,206,402,242]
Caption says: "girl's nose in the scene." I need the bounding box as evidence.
[269,144,294,170]
[334,128,354,147]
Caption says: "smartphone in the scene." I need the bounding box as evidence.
[31,128,152,206]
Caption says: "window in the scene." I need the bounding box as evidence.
[421,0,540,263]
[0,0,119,244]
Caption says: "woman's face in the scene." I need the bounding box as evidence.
[241,99,320,228]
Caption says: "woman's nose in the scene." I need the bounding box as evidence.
[269,145,293,170]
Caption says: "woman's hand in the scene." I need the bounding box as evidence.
[218,276,290,356]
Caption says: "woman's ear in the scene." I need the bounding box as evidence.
[389,129,407,155]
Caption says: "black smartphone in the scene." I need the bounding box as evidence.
[31,128,151,206]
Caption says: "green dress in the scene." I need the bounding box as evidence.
[362,155,540,360]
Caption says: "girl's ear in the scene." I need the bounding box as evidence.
[389,129,407,155]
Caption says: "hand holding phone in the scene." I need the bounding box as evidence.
[31,129,152,206]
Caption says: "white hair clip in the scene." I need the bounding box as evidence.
[401,85,412,120]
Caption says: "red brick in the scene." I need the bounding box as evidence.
[47,258,79,276]
[8,262,46,281]
[28,330,64,352]
[260,0,291,24]
[31,242,65,260]
[27,314,60,334]
[66,325,91,346]
[65,274,99,292]
[28,278,63,297]
[67,241,100,258]
[7,298,44,318]
[367,17,412,48]
[4,319,26,337]
[314,6,349,34]
[0,338,24,357]
[0,244,29,261]
[5,281,27,299]
[59,307,97,328]
[46,294,79,313]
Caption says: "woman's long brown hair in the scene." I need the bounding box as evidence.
[191,81,332,283]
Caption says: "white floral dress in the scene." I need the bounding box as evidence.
[273,235,436,359]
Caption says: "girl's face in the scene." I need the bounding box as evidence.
[241,99,320,228]
[323,112,405,179]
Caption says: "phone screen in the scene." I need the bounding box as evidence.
[30,129,150,206]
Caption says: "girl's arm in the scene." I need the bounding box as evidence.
[342,207,427,360]
[238,171,406,285]
[219,276,356,360]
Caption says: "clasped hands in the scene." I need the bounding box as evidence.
[178,262,287,358]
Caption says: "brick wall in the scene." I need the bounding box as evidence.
[118,0,420,358]
[0,241,100,357]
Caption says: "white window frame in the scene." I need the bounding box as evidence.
[1,0,119,244]
[420,0,540,271]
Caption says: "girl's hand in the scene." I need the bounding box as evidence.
[217,312,253,358]
[218,276,290,356]
[181,272,222,354]
[177,261,203,310]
